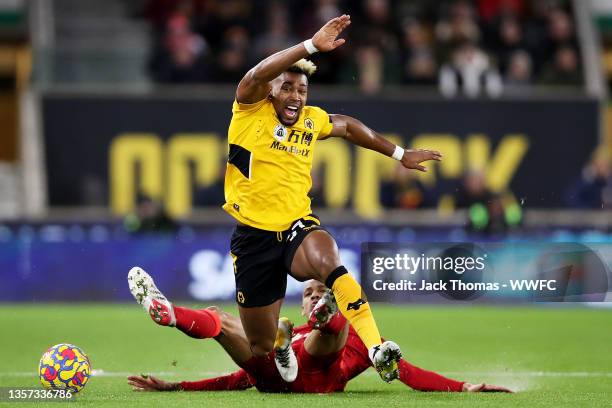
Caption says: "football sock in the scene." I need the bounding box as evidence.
[319,312,347,336]
[325,266,381,350]
[173,306,222,339]
[398,359,464,392]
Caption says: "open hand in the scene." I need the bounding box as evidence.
[463,382,513,393]
[311,15,351,52]
[127,374,181,392]
[401,149,442,172]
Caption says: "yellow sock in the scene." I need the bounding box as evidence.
[331,272,381,350]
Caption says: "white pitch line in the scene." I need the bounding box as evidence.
[359,371,612,378]
[1,371,612,378]
[443,371,612,378]
[0,371,228,378]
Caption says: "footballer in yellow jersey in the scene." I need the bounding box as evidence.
[223,96,333,231]
[223,14,442,384]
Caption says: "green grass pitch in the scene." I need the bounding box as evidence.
[1,303,611,407]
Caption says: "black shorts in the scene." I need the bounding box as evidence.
[230,214,326,307]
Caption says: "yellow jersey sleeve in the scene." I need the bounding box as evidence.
[309,106,334,138]
[232,98,269,116]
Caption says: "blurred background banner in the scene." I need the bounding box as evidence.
[2,228,609,303]
[0,225,360,302]
[0,0,611,302]
[42,94,598,215]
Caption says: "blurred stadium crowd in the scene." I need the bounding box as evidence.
[142,0,583,95]
[0,0,610,234]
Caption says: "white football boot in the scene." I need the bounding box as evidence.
[273,317,298,382]
[127,266,176,327]
[369,340,402,383]
[308,289,338,329]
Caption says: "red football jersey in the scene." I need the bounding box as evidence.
[281,323,371,393]
[180,321,465,393]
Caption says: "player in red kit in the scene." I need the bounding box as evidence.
[127,269,511,394]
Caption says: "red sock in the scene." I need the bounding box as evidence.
[399,359,464,392]
[319,312,347,336]
[173,306,221,339]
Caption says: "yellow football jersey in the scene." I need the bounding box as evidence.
[223,98,334,231]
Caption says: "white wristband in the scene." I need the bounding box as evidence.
[392,145,404,161]
[303,39,319,55]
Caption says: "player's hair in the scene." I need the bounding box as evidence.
[287,59,317,78]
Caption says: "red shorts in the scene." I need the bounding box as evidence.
[287,340,371,393]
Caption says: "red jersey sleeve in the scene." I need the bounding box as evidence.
[398,360,464,392]
[179,369,254,391]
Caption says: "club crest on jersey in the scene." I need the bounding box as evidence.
[304,118,314,130]
[273,124,288,142]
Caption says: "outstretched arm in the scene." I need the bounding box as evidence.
[397,360,512,393]
[127,374,181,392]
[462,383,513,393]
[324,114,442,171]
[236,15,351,104]
[127,371,253,392]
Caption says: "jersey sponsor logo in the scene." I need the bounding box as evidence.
[273,124,288,142]
[304,118,314,130]
[347,298,367,311]
[270,140,310,157]
[287,129,314,146]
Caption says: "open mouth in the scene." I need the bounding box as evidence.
[284,105,299,119]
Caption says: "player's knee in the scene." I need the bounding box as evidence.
[206,305,221,313]
[206,306,229,326]
[250,339,274,357]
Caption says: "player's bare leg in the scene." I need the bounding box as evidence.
[205,306,253,365]
[237,299,283,357]
[291,230,401,382]
[237,299,297,382]
[291,231,340,283]
[237,299,299,382]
